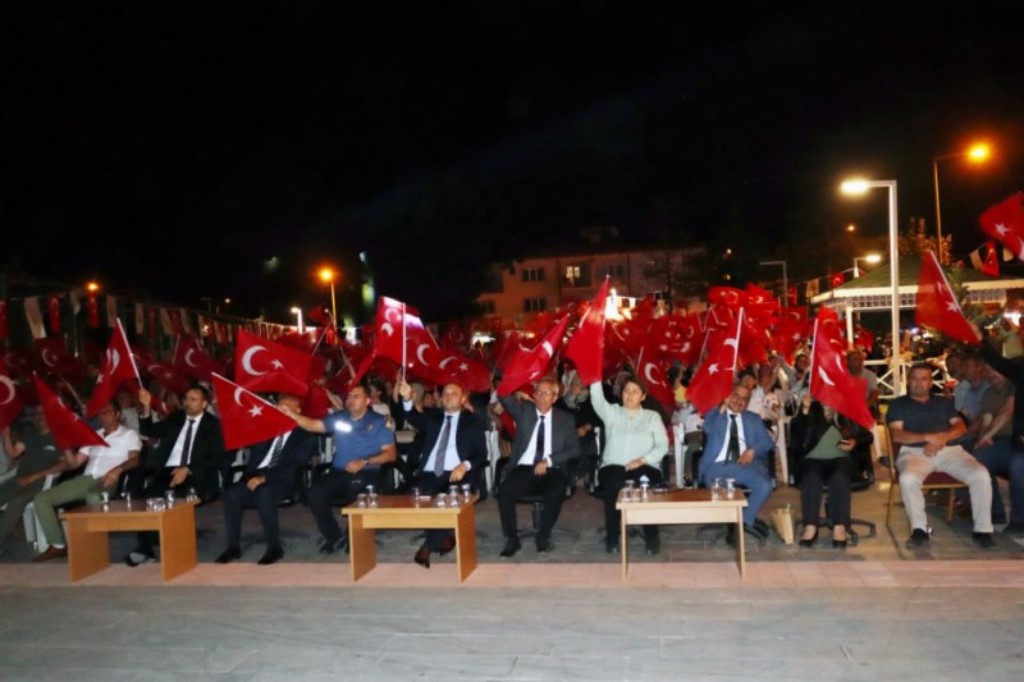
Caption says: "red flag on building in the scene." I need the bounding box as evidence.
[687,308,743,414]
[0,372,24,432]
[173,333,219,381]
[85,320,141,417]
[235,329,313,395]
[47,296,61,334]
[32,374,108,450]
[830,272,845,289]
[211,373,298,450]
[1,347,31,377]
[916,250,979,345]
[563,278,610,385]
[86,294,100,328]
[497,315,569,396]
[786,285,799,306]
[809,318,875,431]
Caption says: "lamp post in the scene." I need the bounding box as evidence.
[933,142,992,255]
[852,253,883,278]
[318,267,338,323]
[290,307,304,334]
[840,178,902,395]
[757,260,788,304]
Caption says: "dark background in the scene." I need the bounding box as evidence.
[3,1,1022,322]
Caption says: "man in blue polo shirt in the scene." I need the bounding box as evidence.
[284,382,396,553]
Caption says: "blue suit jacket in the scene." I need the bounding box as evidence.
[699,409,775,480]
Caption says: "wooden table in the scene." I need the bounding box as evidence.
[342,494,478,583]
[61,500,198,582]
[616,488,748,580]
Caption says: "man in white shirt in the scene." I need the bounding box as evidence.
[31,401,141,562]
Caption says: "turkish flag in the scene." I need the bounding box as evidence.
[146,308,157,339]
[168,309,184,335]
[1,347,32,378]
[32,374,108,450]
[497,315,569,396]
[853,326,875,353]
[48,296,61,334]
[771,317,807,362]
[371,297,430,366]
[211,373,297,450]
[634,341,675,413]
[440,321,471,353]
[0,371,23,432]
[143,361,193,396]
[809,318,875,431]
[85,320,141,417]
[978,192,1024,260]
[34,337,84,379]
[0,300,8,340]
[564,278,610,385]
[830,272,845,289]
[301,382,333,419]
[235,329,313,395]
[983,240,1001,278]
[429,349,492,393]
[86,295,100,328]
[916,250,979,345]
[687,308,743,414]
[173,333,219,381]
[708,286,746,310]
[786,286,799,306]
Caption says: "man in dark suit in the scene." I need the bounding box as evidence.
[496,377,580,556]
[214,393,318,565]
[699,381,776,538]
[397,378,487,568]
[127,384,226,566]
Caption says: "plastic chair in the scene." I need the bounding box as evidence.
[884,438,967,529]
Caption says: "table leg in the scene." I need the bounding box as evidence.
[621,510,629,581]
[735,508,746,578]
[66,522,110,583]
[348,514,376,581]
[454,506,477,583]
[160,506,198,581]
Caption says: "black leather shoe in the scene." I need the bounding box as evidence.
[906,528,930,548]
[215,547,242,564]
[798,528,818,548]
[536,536,553,553]
[257,547,284,565]
[499,537,522,558]
[644,535,661,555]
[973,532,997,549]
[605,541,620,554]
[414,545,431,568]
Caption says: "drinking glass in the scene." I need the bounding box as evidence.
[356,493,368,508]
[725,478,736,499]
[165,490,175,507]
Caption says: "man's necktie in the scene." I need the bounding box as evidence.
[726,414,740,462]
[434,416,452,477]
[265,435,284,469]
[533,415,546,464]
[182,419,195,465]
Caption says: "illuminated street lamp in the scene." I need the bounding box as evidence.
[933,141,993,252]
[290,306,304,334]
[318,267,338,322]
[85,281,100,294]
[852,253,883,278]
[841,178,902,395]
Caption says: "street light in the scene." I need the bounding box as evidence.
[318,267,338,322]
[933,141,993,254]
[290,306,304,334]
[840,178,902,395]
[852,253,883,278]
[757,260,788,304]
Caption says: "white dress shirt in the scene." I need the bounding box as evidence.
[714,411,748,463]
[516,409,554,466]
[165,412,204,467]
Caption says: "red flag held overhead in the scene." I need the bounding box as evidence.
[915,250,979,345]
[211,373,298,450]
[564,278,610,385]
[32,375,108,450]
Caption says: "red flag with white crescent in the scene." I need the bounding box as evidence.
[564,278,610,385]
[32,374,108,450]
[85,319,141,417]
[809,318,875,431]
[211,373,298,450]
[497,315,569,396]
[0,371,23,432]
[234,329,313,395]
[687,308,743,414]
[915,250,979,345]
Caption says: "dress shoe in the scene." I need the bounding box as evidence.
[215,547,242,564]
[499,537,522,558]
[439,536,456,556]
[973,532,997,549]
[605,540,620,554]
[536,536,553,553]
[318,535,347,555]
[798,528,818,548]
[905,528,930,548]
[32,545,67,563]
[413,545,431,568]
[124,550,155,567]
[258,547,284,565]
[832,538,848,549]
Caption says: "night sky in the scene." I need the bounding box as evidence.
[4,1,1023,323]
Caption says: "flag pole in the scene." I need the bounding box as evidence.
[117,319,143,385]
[806,318,819,395]
[401,303,407,381]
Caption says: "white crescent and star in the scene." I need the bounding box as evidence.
[4,352,25,370]
[438,356,458,370]
[380,322,394,337]
[817,367,836,387]
[643,363,661,386]
[383,307,403,325]
[241,346,269,375]
[0,375,16,406]
[540,341,554,359]
[42,349,59,368]
[107,348,120,374]
[233,387,247,406]
[184,348,199,368]
[416,343,431,366]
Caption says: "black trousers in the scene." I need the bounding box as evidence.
[307,468,376,544]
[413,470,460,551]
[599,464,662,546]
[497,465,567,542]
[798,456,857,527]
[222,478,292,551]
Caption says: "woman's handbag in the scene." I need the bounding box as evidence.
[771,504,795,545]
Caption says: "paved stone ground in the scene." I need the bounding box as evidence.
[1,468,1022,680]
